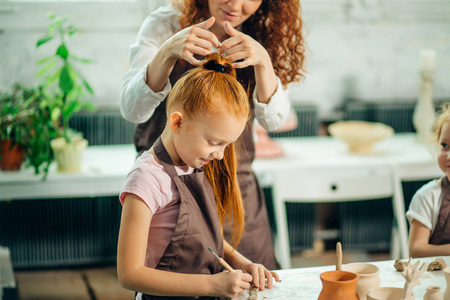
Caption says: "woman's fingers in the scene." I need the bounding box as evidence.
[193,17,221,48]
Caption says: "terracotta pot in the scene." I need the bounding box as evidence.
[318,270,359,300]
[342,263,380,300]
[367,287,406,300]
[444,267,450,300]
[0,139,25,171]
[424,286,443,300]
[50,137,88,172]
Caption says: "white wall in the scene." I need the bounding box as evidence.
[0,0,449,119]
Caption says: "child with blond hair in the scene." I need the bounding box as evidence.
[407,103,450,257]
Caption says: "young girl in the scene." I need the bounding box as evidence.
[117,53,279,299]
[406,103,450,257]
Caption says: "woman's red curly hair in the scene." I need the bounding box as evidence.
[173,0,306,88]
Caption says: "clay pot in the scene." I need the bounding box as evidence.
[424,286,443,300]
[444,267,450,300]
[318,270,359,300]
[0,139,25,171]
[367,287,406,300]
[342,263,380,300]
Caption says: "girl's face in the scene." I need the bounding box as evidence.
[173,110,246,168]
[208,0,262,33]
[438,121,450,178]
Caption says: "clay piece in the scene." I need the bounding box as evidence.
[394,259,406,272]
[427,258,447,271]
[400,258,427,300]
[248,285,259,300]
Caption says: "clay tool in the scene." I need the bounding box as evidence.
[336,242,342,271]
[208,247,234,272]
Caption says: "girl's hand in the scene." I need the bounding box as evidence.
[219,21,271,69]
[165,17,221,66]
[211,270,252,298]
[241,263,280,291]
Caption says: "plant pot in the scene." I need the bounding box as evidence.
[50,137,88,172]
[318,270,360,300]
[0,139,25,171]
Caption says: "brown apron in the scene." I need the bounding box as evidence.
[134,60,278,270]
[139,137,225,300]
[429,176,450,245]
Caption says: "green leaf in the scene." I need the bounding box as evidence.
[63,100,79,120]
[56,44,69,60]
[51,107,61,122]
[36,36,53,48]
[70,54,94,64]
[37,55,56,65]
[82,78,94,95]
[67,25,79,37]
[59,65,74,94]
[37,60,58,77]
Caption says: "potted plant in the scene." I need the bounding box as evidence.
[0,84,36,171]
[36,13,95,172]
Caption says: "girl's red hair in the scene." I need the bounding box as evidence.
[166,53,249,247]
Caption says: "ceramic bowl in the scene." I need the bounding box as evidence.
[342,263,380,300]
[328,121,394,153]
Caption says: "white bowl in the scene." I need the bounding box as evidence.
[328,121,394,153]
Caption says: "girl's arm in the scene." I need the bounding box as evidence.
[408,219,450,257]
[117,193,251,298]
[223,240,280,291]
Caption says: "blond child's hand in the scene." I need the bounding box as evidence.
[210,269,252,298]
[241,263,280,291]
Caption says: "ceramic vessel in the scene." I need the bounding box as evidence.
[413,49,436,143]
[367,287,407,300]
[424,286,443,300]
[328,121,394,153]
[342,262,380,300]
[318,270,359,300]
[50,137,88,172]
[444,267,450,300]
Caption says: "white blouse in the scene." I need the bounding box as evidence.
[120,3,291,132]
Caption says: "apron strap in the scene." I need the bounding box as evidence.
[429,176,450,244]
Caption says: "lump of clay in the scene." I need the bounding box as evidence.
[248,286,259,300]
[427,258,446,271]
[394,259,406,271]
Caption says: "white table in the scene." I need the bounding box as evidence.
[0,134,443,267]
[0,144,137,200]
[232,256,449,300]
[252,134,442,268]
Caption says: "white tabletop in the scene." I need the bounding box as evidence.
[232,256,448,300]
[252,133,442,187]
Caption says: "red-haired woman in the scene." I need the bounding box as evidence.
[120,0,307,270]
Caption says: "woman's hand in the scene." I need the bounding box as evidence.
[210,270,252,298]
[219,21,271,69]
[165,17,221,66]
[241,263,280,291]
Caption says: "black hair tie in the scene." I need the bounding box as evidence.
[204,60,225,73]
